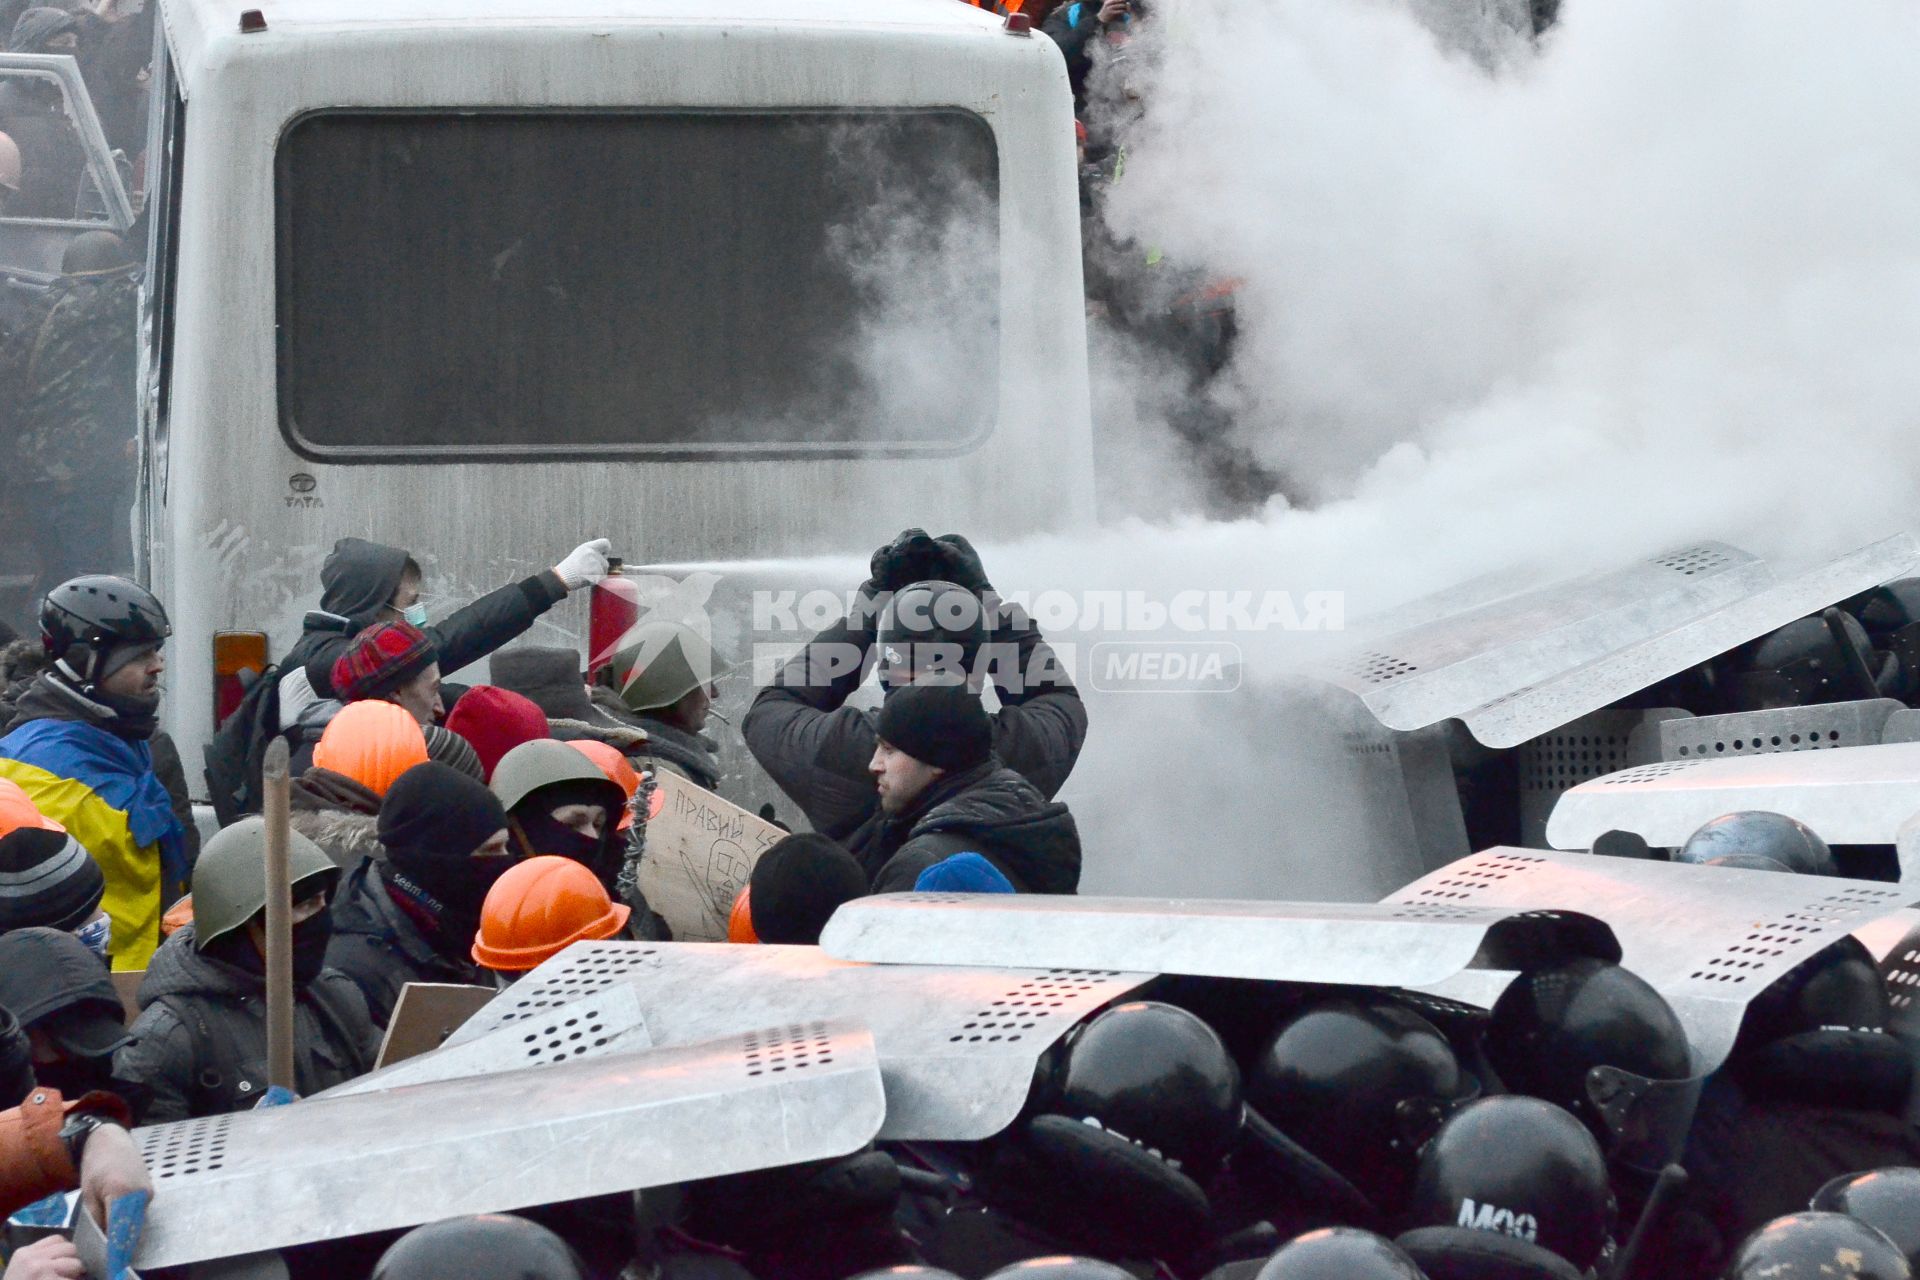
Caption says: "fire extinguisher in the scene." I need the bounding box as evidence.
[588,557,641,675]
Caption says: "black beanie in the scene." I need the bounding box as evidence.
[875,681,992,772]
[0,828,105,934]
[378,762,508,863]
[749,834,870,945]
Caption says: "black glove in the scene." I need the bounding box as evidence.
[868,528,946,594]
[933,533,993,595]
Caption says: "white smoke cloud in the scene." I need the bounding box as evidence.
[1087,0,1920,592]
[981,0,1920,896]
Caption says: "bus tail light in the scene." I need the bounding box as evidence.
[213,631,270,727]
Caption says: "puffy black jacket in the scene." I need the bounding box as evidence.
[326,859,484,1029]
[849,761,1081,894]
[112,925,377,1122]
[284,538,569,697]
[743,604,1085,843]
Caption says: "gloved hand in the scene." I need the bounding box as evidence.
[77,1123,152,1236]
[933,533,992,595]
[867,529,945,595]
[552,538,613,591]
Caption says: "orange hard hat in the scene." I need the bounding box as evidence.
[568,739,640,830]
[0,778,64,836]
[472,855,631,971]
[161,894,194,937]
[727,885,759,944]
[313,700,429,796]
[565,739,666,827]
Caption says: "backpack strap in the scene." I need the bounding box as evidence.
[303,977,375,1076]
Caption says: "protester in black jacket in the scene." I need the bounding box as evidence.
[327,762,515,1028]
[281,534,612,704]
[114,819,377,1119]
[850,681,1081,893]
[744,529,1085,843]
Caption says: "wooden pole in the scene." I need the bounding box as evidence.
[261,736,296,1092]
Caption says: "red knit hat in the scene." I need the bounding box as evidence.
[332,621,436,703]
[444,685,551,782]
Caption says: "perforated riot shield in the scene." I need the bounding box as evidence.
[1386,849,1916,1070]
[817,893,1618,986]
[441,942,1152,1141]
[319,985,654,1098]
[1546,740,1920,856]
[132,1021,885,1269]
[1318,536,1917,748]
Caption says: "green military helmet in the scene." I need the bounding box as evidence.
[607,620,734,714]
[490,739,623,815]
[190,817,338,949]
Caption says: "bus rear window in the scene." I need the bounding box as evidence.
[275,110,999,460]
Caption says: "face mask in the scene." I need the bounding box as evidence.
[291,910,335,986]
[73,914,111,964]
[401,602,429,627]
[512,815,618,891]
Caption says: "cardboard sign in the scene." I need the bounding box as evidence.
[638,771,785,941]
[374,984,497,1069]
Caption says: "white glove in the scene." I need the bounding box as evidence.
[553,538,613,591]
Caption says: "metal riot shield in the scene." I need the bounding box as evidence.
[1386,849,1916,1070]
[132,1021,884,1270]
[1316,541,1770,739]
[817,894,1618,986]
[1318,535,1918,749]
[316,985,654,1098]
[442,942,1151,1141]
[1545,740,1920,856]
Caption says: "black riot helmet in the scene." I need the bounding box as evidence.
[1724,1212,1911,1280]
[1402,1097,1612,1273]
[850,1271,965,1280]
[1677,811,1836,877]
[41,575,170,692]
[1246,998,1473,1214]
[1811,1168,1920,1267]
[372,1215,587,1280]
[878,581,989,687]
[983,1260,1135,1280]
[1484,959,1696,1171]
[1251,1228,1428,1280]
[985,1001,1241,1262]
[1730,937,1910,1109]
[1039,1000,1244,1180]
[1717,610,1896,712]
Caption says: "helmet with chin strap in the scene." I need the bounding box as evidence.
[40,575,170,692]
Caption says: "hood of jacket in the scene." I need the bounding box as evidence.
[901,763,1081,893]
[313,538,412,634]
[586,687,722,790]
[135,924,259,1006]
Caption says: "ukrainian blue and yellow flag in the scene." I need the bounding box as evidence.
[0,720,188,970]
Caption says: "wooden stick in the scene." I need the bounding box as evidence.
[261,736,295,1092]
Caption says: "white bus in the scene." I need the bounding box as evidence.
[130,0,1092,777]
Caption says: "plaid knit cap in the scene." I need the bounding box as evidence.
[332,621,437,703]
[0,828,105,934]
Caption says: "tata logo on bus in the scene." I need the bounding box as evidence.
[285,473,323,509]
[1456,1199,1538,1241]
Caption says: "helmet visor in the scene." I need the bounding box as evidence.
[1587,1065,1706,1174]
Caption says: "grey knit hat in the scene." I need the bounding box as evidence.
[0,828,105,935]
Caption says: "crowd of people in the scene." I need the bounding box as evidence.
[0,525,1911,1278]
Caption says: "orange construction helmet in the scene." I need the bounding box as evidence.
[566,739,665,826]
[568,739,643,830]
[0,778,64,836]
[472,855,631,971]
[313,700,429,796]
[161,894,194,938]
[727,885,759,944]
